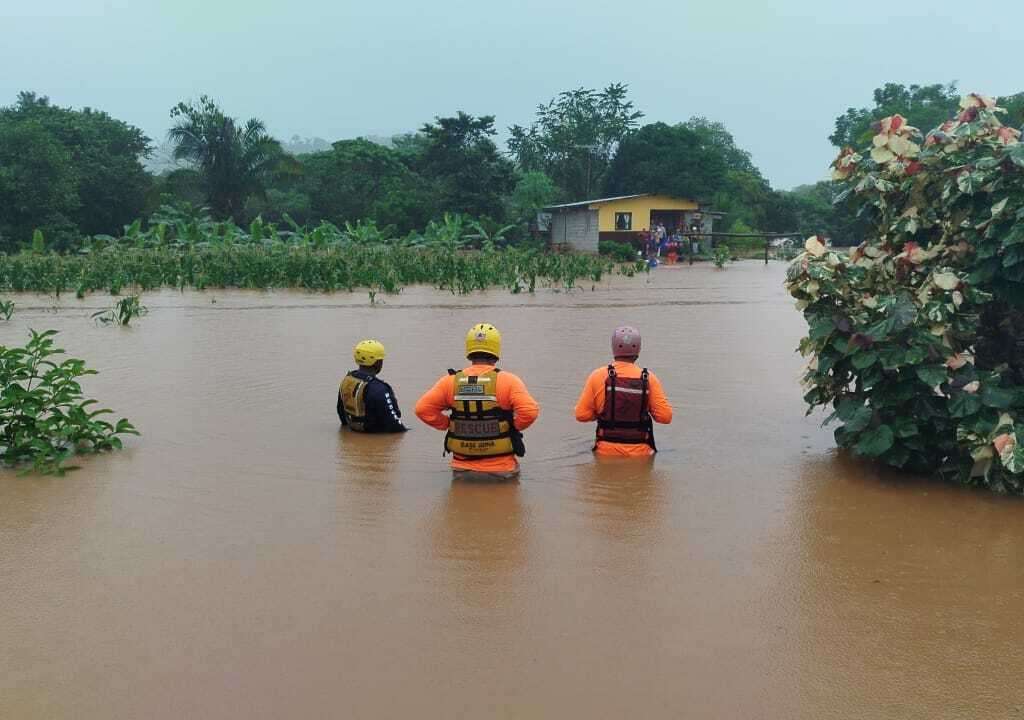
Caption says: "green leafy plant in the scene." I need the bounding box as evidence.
[599,240,637,262]
[465,219,516,249]
[787,93,1024,492]
[0,299,13,320]
[712,244,731,268]
[0,212,644,297]
[0,329,138,475]
[92,295,147,326]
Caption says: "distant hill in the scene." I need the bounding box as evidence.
[143,140,185,175]
[281,135,331,155]
[144,133,409,175]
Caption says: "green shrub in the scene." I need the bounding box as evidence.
[1,329,138,475]
[599,240,637,262]
[786,94,1024,492]
[712,244,731,268]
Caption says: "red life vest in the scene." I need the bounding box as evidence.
[595,364,657,451]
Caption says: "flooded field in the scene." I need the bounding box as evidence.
[2,261,1022,719]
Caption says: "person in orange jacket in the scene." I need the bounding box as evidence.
[575,326,673,457]
[415,323,539,481]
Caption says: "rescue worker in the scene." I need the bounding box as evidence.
[338,339,408,433]
[415,323,539,481]
[574,326,672,457]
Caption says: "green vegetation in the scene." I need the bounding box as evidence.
[0,92,151,251]
[0,210,642,297]
[92,295,147,326]
[787,94,1024,492]
[830,82,1024,150]
[0,329,138,475]
[606,121,729,201]
[598,240,637,262]
[712,245,731,268]
[508,84,643,199]
[0,299,12,320]
[168,96,286,220]
[3,81,1021,273]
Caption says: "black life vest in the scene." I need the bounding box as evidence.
[595,364,657,451]
[443,368,517,458]
[339,370,376,432]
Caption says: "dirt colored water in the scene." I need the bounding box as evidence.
[2,262,1023,719]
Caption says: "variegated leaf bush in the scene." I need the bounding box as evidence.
[787,94,1024,491]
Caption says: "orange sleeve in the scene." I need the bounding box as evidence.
[414,375,453,430]
[647,372,673,424]
[574,370,601,422]
[501,372,539,431]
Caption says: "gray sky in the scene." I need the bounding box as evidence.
[3,0,1020,189]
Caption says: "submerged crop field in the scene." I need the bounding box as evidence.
[0,217,644,297]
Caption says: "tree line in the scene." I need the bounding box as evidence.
[2,83,1021,253]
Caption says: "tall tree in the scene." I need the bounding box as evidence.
[1001,92,1024,128]
[680,117,761,176]
[412,112,515,219]
[301,138,434,233]
[507,170,560,224]
[830,83,960,148]
[604,122,729,201]
[167,96,283,219]
[0,120,78,250]
[508,83,643,199]
[0,91,151,246]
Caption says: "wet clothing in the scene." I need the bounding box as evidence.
[452,469,520,483]
[575,361,672,457]
[415,364,539,473]
[337,370,408,433]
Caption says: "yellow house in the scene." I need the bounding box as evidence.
[545,194,715,252]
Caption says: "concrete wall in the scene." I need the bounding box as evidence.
[550,208,598,253]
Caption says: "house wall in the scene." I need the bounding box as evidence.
[591,195,699,232]
[550,208,599,252]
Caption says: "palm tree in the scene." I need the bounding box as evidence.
[167,96,283,220]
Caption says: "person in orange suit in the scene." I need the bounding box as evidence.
[415,323,539,481]
[575,325,672,457]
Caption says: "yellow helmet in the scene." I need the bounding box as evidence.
[353,339,386,365]
[465,323,501,359]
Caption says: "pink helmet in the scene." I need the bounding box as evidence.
[612,326,641,357]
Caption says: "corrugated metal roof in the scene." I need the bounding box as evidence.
[543,194,648,210]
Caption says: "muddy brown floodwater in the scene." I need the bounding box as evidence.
[2,261,1023,719]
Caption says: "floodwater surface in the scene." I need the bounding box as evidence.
[2,262,1022,719]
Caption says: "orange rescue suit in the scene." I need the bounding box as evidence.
[415,364,539,473]
[575,361,673,457]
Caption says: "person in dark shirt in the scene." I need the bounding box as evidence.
[338,339,408,433]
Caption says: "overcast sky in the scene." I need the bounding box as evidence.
[3,0,1020,189]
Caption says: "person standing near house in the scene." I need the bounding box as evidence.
[574,326,673,458]
[655,222,667,257]
[639,228,652,258]
[415,323,540,481]
[659,225,671,258]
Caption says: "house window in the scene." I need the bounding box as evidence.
[614,212,632,231]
